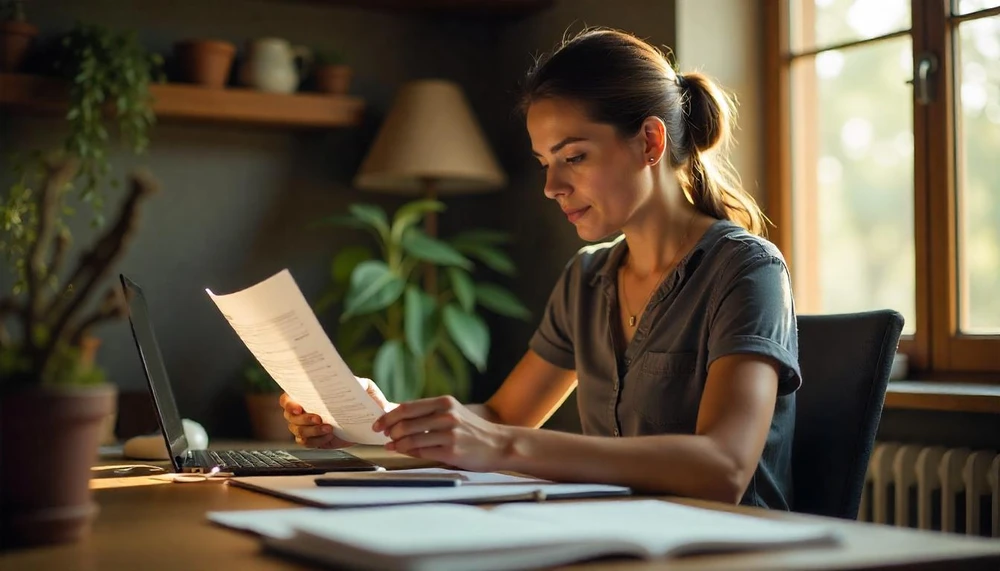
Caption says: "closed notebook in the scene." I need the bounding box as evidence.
[239,499,840,571]
[228,468,631,507]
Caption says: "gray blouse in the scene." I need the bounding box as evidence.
[529,219,801,509]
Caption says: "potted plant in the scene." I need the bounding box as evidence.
[0,157,159,549]
[312,48,351,95]
[315,200,530,404]
[0,0,37,72]
[243,359,293,441]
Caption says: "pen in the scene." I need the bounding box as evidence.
[314,476,462,488]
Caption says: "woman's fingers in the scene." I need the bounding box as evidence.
[287,421,334,439]
[385,411,460,442]
[389,431,455,455]
[278,393,303,415]
[374,396,454,432]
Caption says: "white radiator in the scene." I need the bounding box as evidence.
[860,442,1000,537]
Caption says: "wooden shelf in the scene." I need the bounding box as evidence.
[884,381,1000,414]
[0,73,364,129]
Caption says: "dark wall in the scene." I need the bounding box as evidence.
[1,0,677,438]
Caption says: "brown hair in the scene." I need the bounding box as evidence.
[520,28,767,236]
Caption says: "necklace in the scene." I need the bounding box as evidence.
[620,211,696,328]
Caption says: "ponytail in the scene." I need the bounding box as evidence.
[677,72,767,236]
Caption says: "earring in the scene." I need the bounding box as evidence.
[648,157,655,163]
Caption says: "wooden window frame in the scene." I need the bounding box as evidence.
[764,0,1000,380]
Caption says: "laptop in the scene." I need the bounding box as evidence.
[120,273,381,476]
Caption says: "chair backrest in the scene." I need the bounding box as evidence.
[792,310,905,519]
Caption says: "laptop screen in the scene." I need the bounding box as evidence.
[120,274,189,470]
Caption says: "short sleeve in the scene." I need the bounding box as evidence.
[708,252,801,395]
[528,260,577,370]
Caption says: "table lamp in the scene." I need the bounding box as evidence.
[353,79,507,240]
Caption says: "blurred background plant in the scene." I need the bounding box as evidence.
[315,199,530,403]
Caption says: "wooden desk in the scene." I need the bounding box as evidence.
[4,444,1000,570]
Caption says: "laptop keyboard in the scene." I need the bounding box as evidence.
[209,449,311,470]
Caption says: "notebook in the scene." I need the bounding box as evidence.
[227,467,632,507]
[208,499,841,571]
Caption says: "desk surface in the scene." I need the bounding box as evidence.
[4,443,1000,571]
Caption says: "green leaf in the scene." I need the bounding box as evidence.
[342,260,405,320]
[402,227,473,269]
[391,199,445,243]
[404,285,437,358]
[442,303,489,373]
[447,268,475,312]
[373,340,423,403]
[453,242,516,275]
[373,340,405,403]
[437,338,471,402]
[349,203,390,240]
[474,283,531,320]
[331,245,374,284]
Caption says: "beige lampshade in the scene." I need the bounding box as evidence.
[353,79,507,195]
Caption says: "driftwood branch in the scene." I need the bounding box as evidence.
[68,287,126,346]
[46,229,72,286]
[23,158,77,351]
[38,169,159,377]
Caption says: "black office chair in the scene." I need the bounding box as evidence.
[791,310,905,520]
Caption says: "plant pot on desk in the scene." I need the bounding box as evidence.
[0,383,116,549]
[245,393,293,442]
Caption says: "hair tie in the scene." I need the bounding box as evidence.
[675,73,688,90]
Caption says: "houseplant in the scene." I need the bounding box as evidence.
[242,359,292,441]
[315,199,530,404]
[0,0,37,72]
[311,48,351,95]
[0,157,159,548]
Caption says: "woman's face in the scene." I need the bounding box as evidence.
[526,97,651,242]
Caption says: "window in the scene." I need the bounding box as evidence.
[765,0,1000,376]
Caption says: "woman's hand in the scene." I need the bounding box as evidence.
[280,377,395,448]
[372,396,511,472]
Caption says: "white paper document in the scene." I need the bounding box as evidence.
[206,269,389,445]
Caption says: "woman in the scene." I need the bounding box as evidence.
[281,28,801,509]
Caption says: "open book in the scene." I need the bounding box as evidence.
[223,500,839,571]
[206,269,389,445]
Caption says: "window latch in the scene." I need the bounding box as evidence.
[908,52,939,105]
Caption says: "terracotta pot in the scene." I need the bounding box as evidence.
[174,39,236,89]
[245,393,293,442]
[0,383,116,549]
[314,64,352,95]
[78,336,118,445]
[0,20,38,73]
